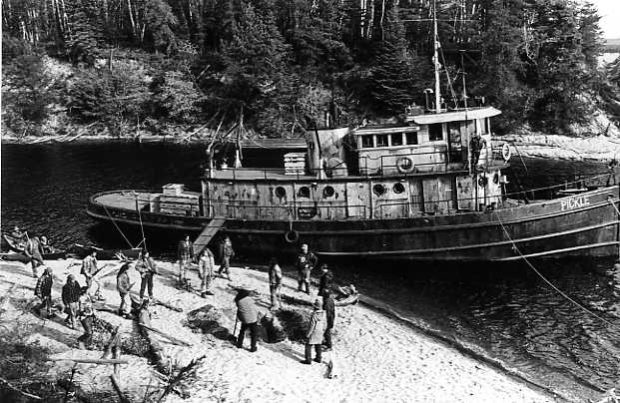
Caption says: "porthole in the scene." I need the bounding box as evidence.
[275,186,286,198]
[297,186,310,198]
[373,184,386,196]
[393,183,405,194]
[323,186,335,198]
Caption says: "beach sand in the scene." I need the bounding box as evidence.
[0,258,556,402]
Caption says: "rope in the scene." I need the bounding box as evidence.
[134,192,147,252]
[102,204,134,249]
[493,210,617,328]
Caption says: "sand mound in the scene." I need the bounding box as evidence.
[186,304,232,340]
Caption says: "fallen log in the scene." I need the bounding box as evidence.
[138,323,192,347]
[0,376,42,400]
[47,357,128,365]
[129,291,182,312]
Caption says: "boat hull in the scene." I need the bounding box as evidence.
[86,186,620,261]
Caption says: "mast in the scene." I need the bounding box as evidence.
[432,0,441,113]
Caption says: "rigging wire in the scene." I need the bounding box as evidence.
[102,204,135,249]
[493,210,618,329]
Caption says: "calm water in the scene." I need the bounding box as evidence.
[2,142,619,400]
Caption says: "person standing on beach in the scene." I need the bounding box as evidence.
[322,292,336,350]
[302,299,326,364]
[25,236,45,278]
[198,248,215,297]
[177,235,194,285]
[77,287,95,349]
[136,250,157,300]
[268,257,283,310]
[318,264,334,297]
[116,262,132,316]
[218,236,235,280]
[62,274,81,329]
[296,244,317,294]
[235,288,259,352]
[34,266,54,318]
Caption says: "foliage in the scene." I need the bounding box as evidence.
[1,0,616,136]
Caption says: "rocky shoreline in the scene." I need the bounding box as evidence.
[0,258,564,402]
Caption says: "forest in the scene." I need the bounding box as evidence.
[2,0,620,138]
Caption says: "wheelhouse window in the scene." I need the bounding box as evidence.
[361,135,374,148]
[376,134,388,147]
[429,124,443,141]
[405,132,418,145]
[390,133,403,146]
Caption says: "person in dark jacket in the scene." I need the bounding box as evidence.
[177,235,194,285]
[34,266,54,318]
[302,299,326,364]
[218,236,235,280]
[116,262,132,316]
[318,264,334,297]
[296,244,318,294]
[235,288,259,352]
[136,250,157,299]
[322,292,336,350]
[62,274,81,329]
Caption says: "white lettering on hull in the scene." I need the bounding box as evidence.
[560,196,590,211]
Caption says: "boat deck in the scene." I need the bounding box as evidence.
[211,168,316,180]
[93,191,152,210]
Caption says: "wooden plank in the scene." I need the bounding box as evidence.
[193,217,226,256]
[48,357,128,365]
[138,323,192,347]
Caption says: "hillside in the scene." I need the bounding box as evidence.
[2,0,620,140]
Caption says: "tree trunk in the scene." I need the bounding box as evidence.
[126,0,138,39]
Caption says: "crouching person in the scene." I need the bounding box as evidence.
[34,267,54,318]
[62,274,81,329]
[302,299,326,364]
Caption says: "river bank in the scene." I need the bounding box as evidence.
[0,258,560,402]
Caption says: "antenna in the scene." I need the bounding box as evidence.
[460,50,468,109]
[432,0,441,113]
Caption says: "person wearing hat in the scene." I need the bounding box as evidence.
[318,264,334,298]
[77,286,95,349]
[234,288,259,352]
[217,235,235,280]
[62,274,81,329]
[296,244,317,294]
[34,266,54,318]
[268,257,283,310]
[302,299,326,364]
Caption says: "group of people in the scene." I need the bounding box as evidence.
[177,234,235,298]
[237,243,337,365]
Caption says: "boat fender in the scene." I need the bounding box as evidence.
[493,173,500,184]
[396,157,415,174]
[501,143,511,161]
[284,230,300,244]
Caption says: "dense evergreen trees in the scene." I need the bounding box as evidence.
[1,0,615,137]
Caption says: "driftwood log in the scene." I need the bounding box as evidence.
[47,357,128,365]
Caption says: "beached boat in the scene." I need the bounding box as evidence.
[86,3,620,262]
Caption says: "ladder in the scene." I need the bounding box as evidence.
[193,217,226,256]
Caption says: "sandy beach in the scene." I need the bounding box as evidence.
[0,257,557,402]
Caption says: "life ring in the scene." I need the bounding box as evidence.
[396,157,415,174]
[501,143,511,161]
[284,230,299,244]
